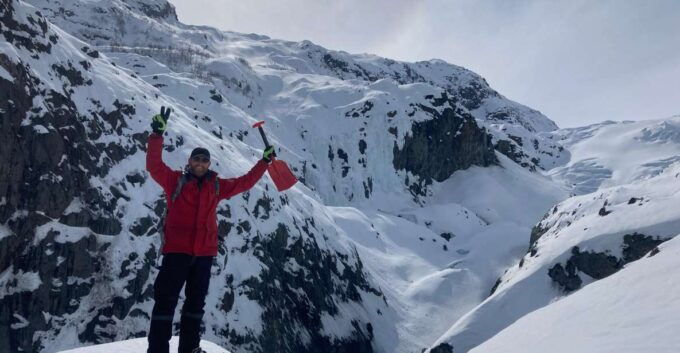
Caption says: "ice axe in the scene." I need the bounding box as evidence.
[252,120,298,191]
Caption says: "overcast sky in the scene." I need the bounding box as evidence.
[168,0,680,128]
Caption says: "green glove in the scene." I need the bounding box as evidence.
[262,146,277,162]
[151,106,171,134]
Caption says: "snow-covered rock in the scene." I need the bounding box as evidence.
[470,234,680,353]
[428,159,680,353]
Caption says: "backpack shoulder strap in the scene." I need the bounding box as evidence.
[214,172,220,197]
[171,172,188,203]
[158,172,186,261]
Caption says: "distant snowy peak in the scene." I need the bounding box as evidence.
[546,117,680,194]
[121,0,179,21]
[26,0,197,54]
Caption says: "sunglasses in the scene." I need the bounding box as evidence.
[191,155,210,163]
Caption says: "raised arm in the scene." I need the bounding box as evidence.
[146,133,180,194]
[219,159,269,200]
[146,106,179,194]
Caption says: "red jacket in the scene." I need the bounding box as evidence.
[146,133,268,256]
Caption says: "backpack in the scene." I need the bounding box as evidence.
[157,171,219,258]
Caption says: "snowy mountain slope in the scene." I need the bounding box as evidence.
[91,36,501,210]
[94,35,548,351]
[0,2,388,352]
[470,234,680,353]
[328,153,566,352]
[27,0,565,173]
[58,337,229,353]
[427,158,680,353]
[545,117,680,194]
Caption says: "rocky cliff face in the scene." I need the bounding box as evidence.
[392,94,497,198]
[0,2,143,351]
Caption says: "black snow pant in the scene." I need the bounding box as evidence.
[147,253,213,353]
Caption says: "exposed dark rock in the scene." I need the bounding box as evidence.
[426,92,450,107]
[322,53,374,81]
[494,139,534,171]
[362,177,373,199]
[457,80,490,111]
[598,206,612,216]
[0,1,53,54]
[346,101,375,118]
[220,275,235,313]
[649,247,660,257]
[209,88,223,103]
[81,46,100,58]
[548,261,582,292]
[486,109,510,122]
[549,233,670,293]
[52,62,89,86]
[439,232,454,241]
[622,233,666,263]
[337,148,349,164]
[358,139,367,154]
[393,104,497,196]
[567,246,621,280]
[430,342,454,353]
[236,220,251,235]
[529,220,549,247]
[252,194,273,220]
[0,231,102,352]
[327,145,334,162]
[130,215,154,236]
[236,222,381,353]
[489,278,502,296]
[508,135,523,146]
[136,1,178,21]
[125,172,145,186]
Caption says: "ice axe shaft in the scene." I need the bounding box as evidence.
[254,123,271,148]
[251,120,298,192]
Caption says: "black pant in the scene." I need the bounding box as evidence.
[147,253,213,353]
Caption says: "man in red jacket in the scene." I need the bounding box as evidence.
[145,107,274,353]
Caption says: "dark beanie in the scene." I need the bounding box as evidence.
[190,147,210,160]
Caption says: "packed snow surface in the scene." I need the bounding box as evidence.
[58,337,230,353]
